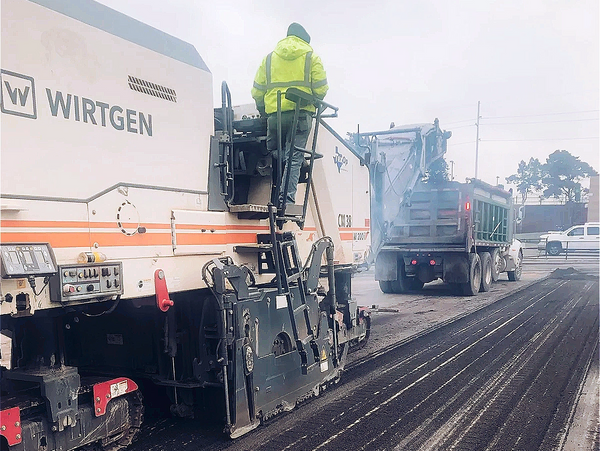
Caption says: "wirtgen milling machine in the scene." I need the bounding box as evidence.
[0,0,375,449]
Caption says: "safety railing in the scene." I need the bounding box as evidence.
[273,88,338,229]
[539,237,572,260]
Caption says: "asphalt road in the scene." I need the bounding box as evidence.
[127,252,599,451]
[213,271,597,451]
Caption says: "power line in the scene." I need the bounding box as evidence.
[483,118,599,126]
[443,110,598,129]
[482,109,599,120]
[481,137,599,142]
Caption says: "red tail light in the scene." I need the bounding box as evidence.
[411,259,417,265]
[430,260,436,266]
[465,201,471,211]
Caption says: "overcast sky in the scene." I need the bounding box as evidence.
[98,0,599,190]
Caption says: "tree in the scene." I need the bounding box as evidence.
[541,150,597,202]
[423,158,449,185]
[505,157,543,205]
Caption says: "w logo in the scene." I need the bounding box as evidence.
[1,70,37,119]
[333,146,348,173]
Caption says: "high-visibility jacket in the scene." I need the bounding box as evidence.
[251,36,328,115]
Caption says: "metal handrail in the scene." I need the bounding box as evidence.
[220,81,234,202]
[274,88,338,229]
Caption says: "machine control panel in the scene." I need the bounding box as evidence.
[1,243,58,278]
[50,263,123,302]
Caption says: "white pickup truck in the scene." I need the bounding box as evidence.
[538,222,600,255]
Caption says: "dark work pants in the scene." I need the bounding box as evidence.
[266,111,312,204]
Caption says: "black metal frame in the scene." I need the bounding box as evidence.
[273,88,338,229]
[217,81,235,203]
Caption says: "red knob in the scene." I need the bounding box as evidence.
[159,299,174,311]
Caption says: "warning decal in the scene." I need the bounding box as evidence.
[321,347,328,361]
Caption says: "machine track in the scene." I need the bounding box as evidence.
[205,270,598,451]
[85,391,144,451]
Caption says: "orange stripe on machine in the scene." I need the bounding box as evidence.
[1,220,167,230]
[1,220,365,246]
[0,232,91,248]
[1,223,267,248]
[2,220,269,231]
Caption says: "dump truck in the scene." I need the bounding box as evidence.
[374,179,523,295]
[345,124,522,295]
[0,0,371,449]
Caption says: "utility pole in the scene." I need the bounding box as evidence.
[475,100,481,179]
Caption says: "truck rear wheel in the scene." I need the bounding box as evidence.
[409,278,424,291]
[449,282,463,295]
[461,253,481,296]
[390,278,407,293]
[379,280,394,293]
[490,248,502,282]
[479,252,492,292]
[391,264,409,293]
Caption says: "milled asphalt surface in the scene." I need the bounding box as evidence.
[121,250,599,451]
[212,271,597,451]
[1,250,598,450]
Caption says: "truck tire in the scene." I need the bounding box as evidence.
[379,280,394,293]
[479,252,492,292]
[546,242,562,256]
[391,276,408,293]
[409,278,425,291]
[490,248,502,282]
[507,250,523,281]
[448,282,463,295]
[461,253,481,296]
[391,264,410,293]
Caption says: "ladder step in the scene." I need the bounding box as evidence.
[229,204,269,213]
[279,204,303,216]
[234,244,273,254]
[276,216,303,223]
[230,203,270,220]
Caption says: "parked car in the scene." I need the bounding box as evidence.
[538,222,600,255]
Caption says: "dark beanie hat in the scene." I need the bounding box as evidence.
[287,23,310,44]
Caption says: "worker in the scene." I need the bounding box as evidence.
[251,23,329,207]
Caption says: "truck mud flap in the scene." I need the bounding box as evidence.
[375,252,398,281]
[442,254,470,284]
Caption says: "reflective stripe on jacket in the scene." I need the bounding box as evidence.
[251,36,328,115]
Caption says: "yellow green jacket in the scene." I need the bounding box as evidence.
[251,36,328,115]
